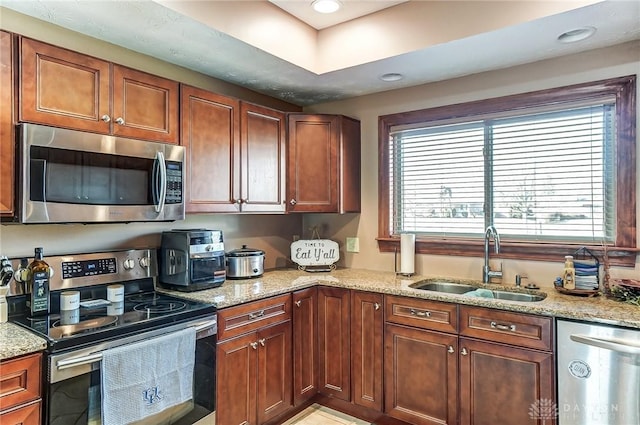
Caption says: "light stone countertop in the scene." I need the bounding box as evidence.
[161,268,640,330]
[3,267,639,360]
[0,322,48,361]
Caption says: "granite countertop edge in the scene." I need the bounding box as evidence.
[163,268,640,329]
[3,267,639,360]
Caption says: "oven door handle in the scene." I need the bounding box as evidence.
[57,352,103,370]
[56,318,217,370]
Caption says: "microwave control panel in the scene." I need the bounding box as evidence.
[166,161,183,204]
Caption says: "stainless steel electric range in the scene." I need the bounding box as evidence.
[6,249,217,425]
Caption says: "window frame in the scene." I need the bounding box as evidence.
[377,76,637,267]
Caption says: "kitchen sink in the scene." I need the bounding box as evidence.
[409,280,477,294]
[409,279,546,302]
[490,291,546,302]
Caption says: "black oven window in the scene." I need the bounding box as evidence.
[30,146,152,205]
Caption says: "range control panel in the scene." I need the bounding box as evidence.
[61,258,117,279]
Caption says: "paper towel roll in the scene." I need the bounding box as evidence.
[400,233,415,275]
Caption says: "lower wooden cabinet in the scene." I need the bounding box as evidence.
[0,352,42,425]
[458,337,555,425]
[292,287,318,406]
[216,296,293,425]
[351,291,384,411]
[317,286,351,401]
[384,323,458,425]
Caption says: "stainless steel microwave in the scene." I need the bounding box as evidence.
[18,124,185,223]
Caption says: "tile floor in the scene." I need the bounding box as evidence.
[280,404,371,425]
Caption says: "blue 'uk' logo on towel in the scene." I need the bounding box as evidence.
[142,386,164,405]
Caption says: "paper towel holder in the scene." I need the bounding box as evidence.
[394,247,415,277]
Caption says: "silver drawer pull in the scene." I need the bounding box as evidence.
[490,321,516,332]
[249,310,265,320]
[410,308,430,318]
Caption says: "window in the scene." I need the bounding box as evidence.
[378,76,636,266]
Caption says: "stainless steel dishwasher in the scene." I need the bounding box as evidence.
[557,319,640,425]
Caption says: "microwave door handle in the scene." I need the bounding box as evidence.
[154,151,167,214]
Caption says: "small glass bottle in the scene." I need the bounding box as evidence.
[562,255,576,290]
[27,247,50,316]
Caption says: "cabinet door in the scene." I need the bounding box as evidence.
[257,321,293,424]
[216,332,258,425]
[458,337,555,425]
[19,37,111,133]
[287,114,339,212]
[180,85,240,213]
[384,323,458,425]
[317,286,350,400]
[240,102,286,212]
[0,31,14,216]
[292,287,318,405]
[112,65,179,144]
[351,291,383,411]
[0,401,41,425]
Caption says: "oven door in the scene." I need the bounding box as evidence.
[20,123,185,223]
[46,318,216,425]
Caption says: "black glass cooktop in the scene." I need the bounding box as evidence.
[9,280,215,352]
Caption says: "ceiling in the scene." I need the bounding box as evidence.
[2,1,639,107]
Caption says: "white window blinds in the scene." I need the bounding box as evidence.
[390,103,616,243]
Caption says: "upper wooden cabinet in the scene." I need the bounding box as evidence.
[240,102,286,212]
[181,85,286,213]
[287,114,361,213]
[19,37,179,144]
[0,31,15,217]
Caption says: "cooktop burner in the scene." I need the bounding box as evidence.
[9,282,215,352]
[133,300,187,314]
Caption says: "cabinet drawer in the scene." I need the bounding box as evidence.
[459,306,553,351]
[217,294,291,341]
[0,353,41,412]
[385,295,458,333]
[0,400,41,425]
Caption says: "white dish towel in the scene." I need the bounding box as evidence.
[101,327,196,425]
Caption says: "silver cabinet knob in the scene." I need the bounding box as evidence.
[258,338,265,347]
[295,300,301,307]
[115,117,125,125]
[250,342,258,350]
[374,303,380,311]
[447,345,455,354]
[101,114,111,122]
[461,348,469,356]
[289,199,297,205]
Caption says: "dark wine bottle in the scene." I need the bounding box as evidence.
[27,247,50,316]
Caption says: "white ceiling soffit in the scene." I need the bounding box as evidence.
[2,1,639,107]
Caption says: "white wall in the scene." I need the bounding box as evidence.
[303,41,640,288]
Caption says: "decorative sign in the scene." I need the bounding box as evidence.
[290,239,340,272]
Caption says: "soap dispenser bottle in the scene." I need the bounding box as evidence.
[562,255,576,290]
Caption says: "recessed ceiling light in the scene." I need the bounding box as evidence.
[380,73,404,82]
[557,26,596,43]
[312,0,341,14]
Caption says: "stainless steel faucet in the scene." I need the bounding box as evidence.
[483,225,502,284]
